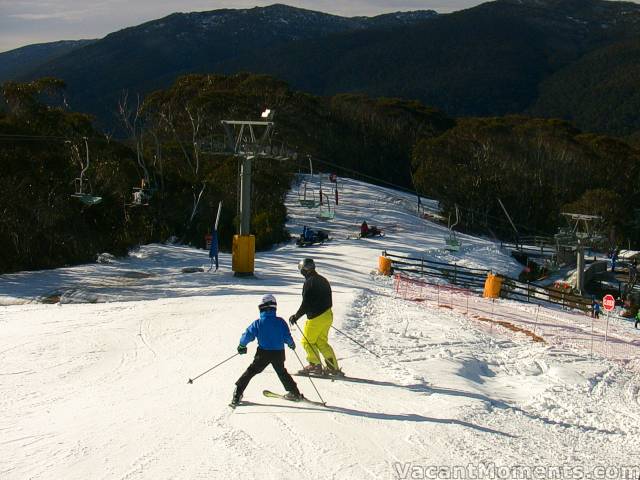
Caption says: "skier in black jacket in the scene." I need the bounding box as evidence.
[289,258,342,375]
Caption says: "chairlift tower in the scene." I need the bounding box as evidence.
[218,109,296,275]
[559,212,604,294]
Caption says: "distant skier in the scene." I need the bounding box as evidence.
[209,228,219,271]
[636,310,640,329]
[360,221,382,238]
[231,294,302,406]
[360,221,370,238]
[289,258,342,375]
[592,299,601,319]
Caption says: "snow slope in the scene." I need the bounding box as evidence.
[1,177,639,480]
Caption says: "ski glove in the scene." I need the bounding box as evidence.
[288,343,296,350]
[289,315,298,326]
[237,345,247,355]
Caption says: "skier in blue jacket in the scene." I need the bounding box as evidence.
[231,294,302,406]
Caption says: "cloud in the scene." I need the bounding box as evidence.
[8,11,86,21]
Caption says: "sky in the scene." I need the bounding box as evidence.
[0,1,485,53]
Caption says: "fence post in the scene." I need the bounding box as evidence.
[527,281,530,302]
[420,256,424,277]
[454,263,458,285]
[490,299,495,333]
[590,316,594,358]
[533,304,541,336]
[437,285,440,306]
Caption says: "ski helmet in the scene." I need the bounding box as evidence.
[298,258,316,274]
[258,293,277,311]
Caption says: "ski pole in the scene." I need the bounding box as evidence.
[292,348,326,405]
[331,325,381,359]
[187,353,239,384]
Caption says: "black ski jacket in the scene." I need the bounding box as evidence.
[294,271,332,320]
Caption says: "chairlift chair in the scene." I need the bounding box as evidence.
[69,138,102,206]
[444,204,461,252]
[71,177,102,206]
[317,200,335,220]
[328,174,340,205]
[130,188,150,207]
[298,181,319,208]
[445,233,461,252]
[128,178,156,207]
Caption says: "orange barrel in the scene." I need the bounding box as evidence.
[232,234,255,275]
[483,273,503,298]
[378,255,392,276]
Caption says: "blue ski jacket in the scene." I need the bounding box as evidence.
[239,310,295,351]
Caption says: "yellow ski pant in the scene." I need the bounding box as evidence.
[302,308,338,369]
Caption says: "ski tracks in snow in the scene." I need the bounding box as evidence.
[339,280,640,472]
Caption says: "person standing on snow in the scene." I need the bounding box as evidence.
[289,258,342,375]
[231,294,302,406]
[360,221,370,238]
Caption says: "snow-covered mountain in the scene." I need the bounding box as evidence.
[1,176,638,479]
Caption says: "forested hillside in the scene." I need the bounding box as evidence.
[532,37,640,137]
[3,71,640,273]
[411,116,640,241]
[0,74,451,273]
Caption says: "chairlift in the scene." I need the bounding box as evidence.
[72,178,102,206]
[317,200,335,220]
[327,173,340,205]
[69,138,102,206]
[298,156,320,207]
[128,178,156,208]
[127,148,157,207]
[298,181,319,208]
[444,204,461,252]
[556,213,605,248]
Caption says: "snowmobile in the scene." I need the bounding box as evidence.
[296,226,330,247]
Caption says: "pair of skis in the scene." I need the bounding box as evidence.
[229,369,347,408]
[230,390,326,408]
[294,367,346,382]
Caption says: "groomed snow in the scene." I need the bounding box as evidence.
[1,176,639,480]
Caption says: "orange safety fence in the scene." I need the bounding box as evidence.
[394,273,640,371]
